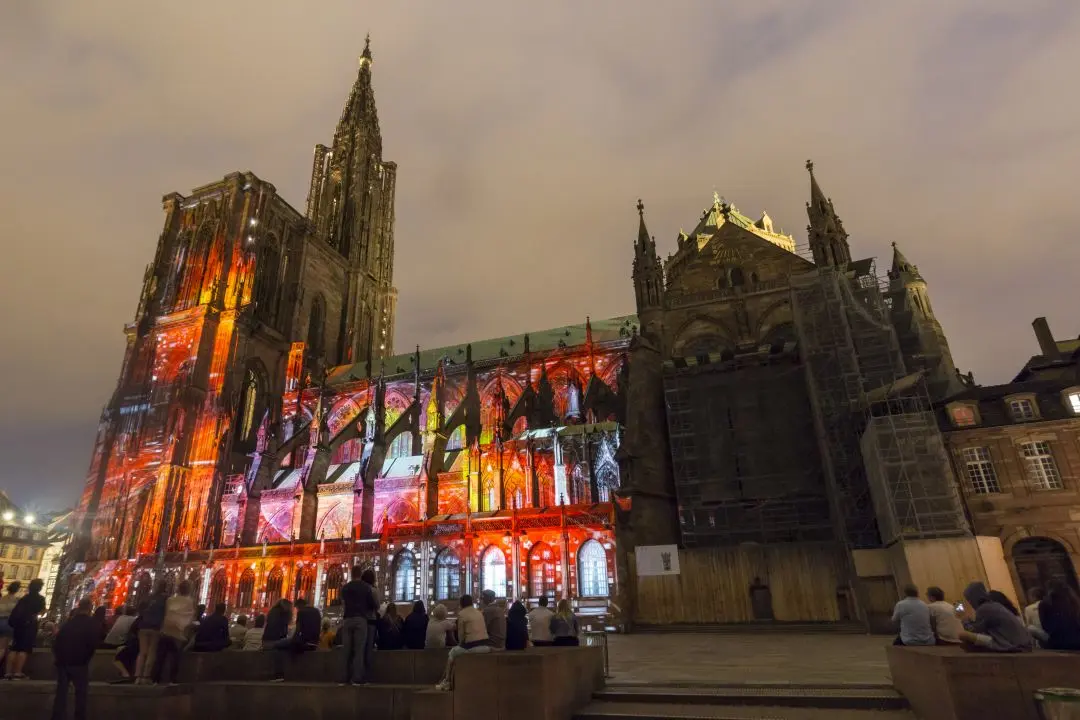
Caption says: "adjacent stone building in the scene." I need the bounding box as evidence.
[0,491,51,589]
[941,317,1080,598]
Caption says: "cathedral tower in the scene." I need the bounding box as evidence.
[887,243,963,401]
[805,161,852,268]
[306,35,398,365]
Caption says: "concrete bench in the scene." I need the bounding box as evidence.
[887,644,1080,720]
[10,646,604,720]
[23,646,450,685]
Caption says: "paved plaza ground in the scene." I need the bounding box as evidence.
[605,632,893,686]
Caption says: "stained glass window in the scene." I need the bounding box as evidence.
[435,549,462,601]
[393,550,416,601]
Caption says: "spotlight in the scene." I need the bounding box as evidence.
[24,514,35,524]
[1,511,13,522]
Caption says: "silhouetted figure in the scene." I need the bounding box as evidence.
[51,598,100,720]
[402,601,428,650]
[749,577,774,621]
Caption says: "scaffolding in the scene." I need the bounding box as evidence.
[790,261,906,549]
[861,379,969,544]
[792,260,969,549]
[664,348,834,547]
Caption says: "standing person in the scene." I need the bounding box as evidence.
[91,607,109,646]
[1038,580,1080,651]
[377,602,405,650]
[527,596,554,647]
[0,581,22,677]
[550,599,581,646]
[479,590,506,649]
[435,594,490,691]
[112,609,142,683]
[6,577,47,679]
[925,587,963,644]
[506,601,529,650]
[402,601,429,650]
[155,580,196,686]
[50,598,101,720]
[340,566,379,686]
[135,581,167,685]
[890,585,934,647]
[425,604,455,649]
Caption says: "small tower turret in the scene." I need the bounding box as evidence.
[632,199,665,342]
[805,160,852,268]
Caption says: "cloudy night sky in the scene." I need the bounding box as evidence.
[1,1,1078,511]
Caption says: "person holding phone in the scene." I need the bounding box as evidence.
[926,587,963,644]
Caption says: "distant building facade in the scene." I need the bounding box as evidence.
[0,492,50,590]
[941,318,1080,597]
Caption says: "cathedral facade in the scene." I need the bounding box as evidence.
[66,41,989,627]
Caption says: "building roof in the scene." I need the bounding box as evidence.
[328,314,638,384]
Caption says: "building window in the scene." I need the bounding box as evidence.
[1020,441,1063,490]
[1008,397,1037,422]
[27,548,37,561]
[435,549,461,601]
[529,543,556,600]
[950,405,978,428]
[12,547,24,560]
[578,540,609,597]
[21,566,33,580]
[961,447,1000,494]
[236,569,255,609]
[481,546,507,598]
[1066,391,1080,415]
[0,544,6,558]
[393,550,416,602]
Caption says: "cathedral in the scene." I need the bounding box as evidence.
[65,40,997,628]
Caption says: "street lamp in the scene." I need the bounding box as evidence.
[1,511,13,522]
[24,514,35,525]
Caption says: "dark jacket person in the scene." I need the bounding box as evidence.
[51,598,101,720]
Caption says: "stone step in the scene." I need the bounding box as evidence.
[0,681,192,720]
[632,623,868,635]
[574,700,917,720]
[594,684,908,711]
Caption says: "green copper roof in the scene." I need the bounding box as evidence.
[328,314,638,384]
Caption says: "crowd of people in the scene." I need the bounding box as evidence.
[891,579,1080,652]
[0,565,587,716]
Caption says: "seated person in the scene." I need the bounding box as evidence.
[103,606,137,648]
[435,594,491,691]
[1039,580,1080,651]
[230,615,249,649]
[192,603,231,652]
[891,585,934,646]
[925,587,963,644]
[243,614,266,651]
[959,582,1033,652]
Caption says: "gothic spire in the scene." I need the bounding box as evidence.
[805,160,852,268]
[889,242,923,283]
[633,199,664,314]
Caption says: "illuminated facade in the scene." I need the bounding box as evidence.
[64,39,624,615]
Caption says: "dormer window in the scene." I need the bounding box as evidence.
[1006,394,1038,422]
[1062,387,1080,415]
[947,402,979,428]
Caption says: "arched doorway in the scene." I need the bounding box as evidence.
[528,543,556,600]
[1012,537,1078,596]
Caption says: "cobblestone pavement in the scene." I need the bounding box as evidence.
[605,633,893,686]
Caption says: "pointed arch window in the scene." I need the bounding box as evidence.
[387,431,413,460]
[435,548,462,601]
[393,549,417,602]
[265,566,284,607]
[239,369,260,444]
[481,546,507,598]
[577,540,609,597]
[324,564,345,607]
[236,569,255,609]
